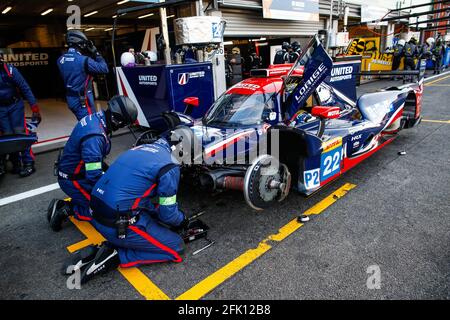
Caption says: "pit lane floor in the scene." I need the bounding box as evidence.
[0,74,449,300]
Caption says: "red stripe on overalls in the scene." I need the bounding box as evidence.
[131,183,157,210]
[84,75,93,115]
[73,160,91,201]
[125,225,183,266]
[3,64,11,77]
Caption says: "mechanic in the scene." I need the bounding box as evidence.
[291,41,303,55]
[288,42,301,63]
[64,125,189,283]
[273,42,290,64]
[403,37,419,83]
[391,39,405,80]
[48,96,138,231]
[0,51,41,178]
[58,30,109,121]
[432,38,445,75]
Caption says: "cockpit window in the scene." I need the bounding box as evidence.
[204,93,275,126]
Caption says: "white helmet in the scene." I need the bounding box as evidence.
[426,37,435,46]
[144,51,158,62]
[120,52,136,67]
[397,39,406,47]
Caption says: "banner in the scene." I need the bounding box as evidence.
[1,48,63,99]
[262,0,319,22]
[346,37,393,71]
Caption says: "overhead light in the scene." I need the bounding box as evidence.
[41,8,54,16]
[105,27,113,31]
[167,15,175,19]
[117,0,130,4]
[85,27,95,31]
[2,6,12,14]
[138,13,154,19]
[112,15,117,18]
[84,11,98,17]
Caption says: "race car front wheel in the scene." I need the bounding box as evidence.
[244,155,291,211]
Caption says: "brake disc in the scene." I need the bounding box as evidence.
[244,155,291,210]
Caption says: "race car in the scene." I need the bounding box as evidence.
[139,36,424,210]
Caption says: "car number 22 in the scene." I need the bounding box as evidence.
[320,147,343,181]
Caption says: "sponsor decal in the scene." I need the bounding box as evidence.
[233,83,261,90]
[178,71,205,86]
[138,75,158,86]
[294,63,327,102]
[3,53,49,67]
[322,137,342,153]
[330,66,353,82]
[351,134,362,141]
[304,168,321,190]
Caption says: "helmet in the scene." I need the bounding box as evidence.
[281,42,290,50]
[144,51,158,62]
[291,41,300,50]
[106,95,138,131]
[120,52,136,67]
[426,37,435,47]
[66,30,90,51]
[397,39,406,47]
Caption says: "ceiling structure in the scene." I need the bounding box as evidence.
[0,0,180,33]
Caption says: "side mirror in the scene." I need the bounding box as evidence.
[311,106,340,119]
[183,97,199,116]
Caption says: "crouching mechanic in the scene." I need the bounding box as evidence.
[0,53,41,177]
[48,96,138,231]
[64,128,189,283]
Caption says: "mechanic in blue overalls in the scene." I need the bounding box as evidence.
[0,52,41,178]
[63,123,189,283]
[48,96,138,232]
[58,30,109,121]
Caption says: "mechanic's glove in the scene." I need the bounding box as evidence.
[31,105,42,124]
[87,41,99,58]
[172,214,190,234]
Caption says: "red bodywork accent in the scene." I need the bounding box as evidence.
[414,84,423,118]
[342,138,395,174]
[311,106,341,119]
[183,97,199,107]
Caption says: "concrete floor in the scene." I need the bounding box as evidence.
[28,99,108,142]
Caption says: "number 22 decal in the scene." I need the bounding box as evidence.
[320,147,343,181]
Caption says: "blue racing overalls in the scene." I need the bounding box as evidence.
[90,139,185,268]
[0,63,38,164]
[58,112,111,221]
[57,48,109,120]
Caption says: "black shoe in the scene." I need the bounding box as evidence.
[49,200,73,232]
[19,163,35,177]
[80,243,120,284]
[62,245,100,275]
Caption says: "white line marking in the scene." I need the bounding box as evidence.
[0,183,60,207]
[423,70,450,82]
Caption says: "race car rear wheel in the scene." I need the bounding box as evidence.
[244,155,291,211]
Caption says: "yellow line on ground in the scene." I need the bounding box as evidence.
[422,119,450,124]
[67,217,170,300]
[118,267,171,300]
[426,84,450,87]
[67,239,93,253]
[176,183,356,300]
[425,74,450,86]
